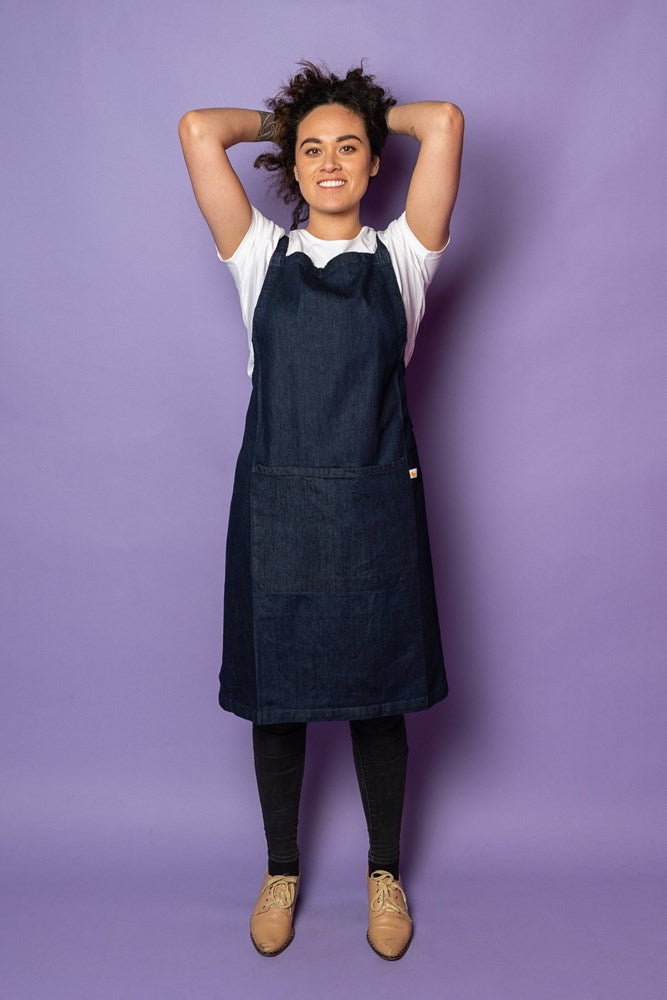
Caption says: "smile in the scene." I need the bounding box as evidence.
[317,180,347,188]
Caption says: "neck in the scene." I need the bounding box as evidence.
[305,207,363,241]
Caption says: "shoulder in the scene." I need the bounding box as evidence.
[216,205,285,275]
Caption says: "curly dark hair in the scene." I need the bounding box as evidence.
[253,59,397,230]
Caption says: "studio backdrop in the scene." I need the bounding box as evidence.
[1,1,664,997]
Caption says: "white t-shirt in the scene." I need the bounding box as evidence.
[216,206,451,378]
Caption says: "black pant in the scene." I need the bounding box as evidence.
[251,715,408,879]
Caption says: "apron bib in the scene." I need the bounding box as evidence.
[219,234,448,723]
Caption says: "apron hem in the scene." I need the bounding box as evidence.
[219,685,448,724]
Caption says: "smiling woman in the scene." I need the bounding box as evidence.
[251,63,393,235]
[289,104,380,239]
[177,58,464,961]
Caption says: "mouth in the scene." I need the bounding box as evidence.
[317,179,347,188]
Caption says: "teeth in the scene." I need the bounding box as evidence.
[318,180,346,187]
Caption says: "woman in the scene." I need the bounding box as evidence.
[178,60,464,961]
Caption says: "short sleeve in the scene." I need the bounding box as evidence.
[215,206,285,377]
[378,213,451,366]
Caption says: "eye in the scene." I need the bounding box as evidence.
[305,147,320,156]
[340,144,357,153]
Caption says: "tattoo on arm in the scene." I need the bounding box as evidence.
[255,110,276,142]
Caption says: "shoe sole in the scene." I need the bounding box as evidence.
[366,927,413,961]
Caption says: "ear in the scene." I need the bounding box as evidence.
[294,164,299,182]
[370,155,380,177]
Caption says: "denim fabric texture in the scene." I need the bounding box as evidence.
[219,235,448,723]
[252,715,409,878]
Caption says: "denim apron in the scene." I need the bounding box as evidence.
[219,233,448,724]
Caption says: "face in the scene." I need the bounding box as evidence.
[293,103,380,218]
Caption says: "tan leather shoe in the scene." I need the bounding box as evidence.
[366,869,413,960]
[249,870,300,956]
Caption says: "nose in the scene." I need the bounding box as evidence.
[321,149,341,172]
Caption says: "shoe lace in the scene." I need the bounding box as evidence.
[265,875,297,909]
[369,870,409,917]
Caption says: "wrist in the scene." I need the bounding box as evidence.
[385,104,416,140]
[255,109,276,142]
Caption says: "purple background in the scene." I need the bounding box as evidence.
[2,0,665,996]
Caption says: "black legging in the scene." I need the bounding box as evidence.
[251,715,408,879]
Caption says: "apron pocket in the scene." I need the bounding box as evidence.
[250,459,415,594]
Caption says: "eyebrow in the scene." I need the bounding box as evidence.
[299,134,364,149]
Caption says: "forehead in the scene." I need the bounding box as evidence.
[296,103,368,140]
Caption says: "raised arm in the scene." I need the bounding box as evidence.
[386,101,464,252]
[177,107,276,260]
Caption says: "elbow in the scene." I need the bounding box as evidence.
[441,102,464,129]
[178,109,204,139]
[422,103,464,141]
